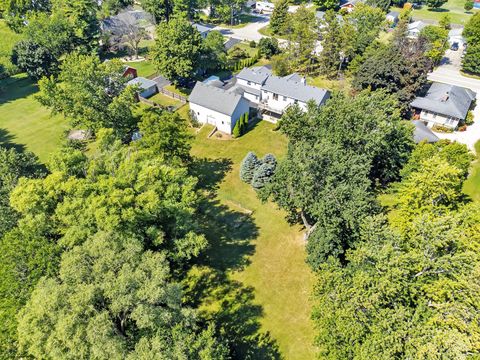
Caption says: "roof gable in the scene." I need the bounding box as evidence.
[189,82,246,116]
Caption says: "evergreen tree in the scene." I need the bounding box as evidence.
[262,153,277,167]
[232,116,242,138]
[270,0,289,34]
[240,152,260,183]
[251,162,276,189]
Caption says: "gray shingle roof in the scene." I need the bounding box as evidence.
[127,77,157,90]
[262,75,330,104]
[412,120,439,143]
[193,23,212,34]
[189,82,245,116]
[236,66,272,84]
[411,82,476,119]
[224,37,241,50]
[387,11,399,18]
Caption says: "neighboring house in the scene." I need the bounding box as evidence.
[448,28,466,47]
[386,11,399,24]
[410,82,476,130]
[127,77,158,98]
[122,66,138,79]
[316,11,343,26]
[339,0,363,12]
[407,20,427,38]
[189,82,250,134]
[412,120,439,144]
[193,23,212,38]
[101,9,155,39]
[236,66,330,121]
[224,37,241,51]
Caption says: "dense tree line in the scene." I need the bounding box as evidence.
[462,12,480,74]
[313,141,480,358]
[0,108,231,358]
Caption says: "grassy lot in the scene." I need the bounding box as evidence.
[258,25,288,40]
[124,60,157,78]
[149,92,184,108]
[463,141,480,201]
[188,121,316,359]
[308,75,352,92]
[0,21,23,75]
[164,84,192,96]
[391,0,479,24]
[0,74,67,163]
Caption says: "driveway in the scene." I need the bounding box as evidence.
[214,14,270,42]
[428,54,480,152]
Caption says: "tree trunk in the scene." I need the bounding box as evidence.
[300,209,318,242]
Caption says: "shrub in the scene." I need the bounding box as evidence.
[466,110,474,125]
[232,117,242,138]
[432,124,454,133]
[262,153,277,167]
[258,37,280,59]
[249,40,257,48]
[240,152,260,183]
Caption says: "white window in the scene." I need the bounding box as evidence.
[247,81,251,85]
[283,96,287,101]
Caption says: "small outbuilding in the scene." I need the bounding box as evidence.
[386,11,399,24]
[127,76,158,98]
[412,120,439,144]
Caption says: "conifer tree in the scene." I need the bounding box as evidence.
[252,162,276,189]
[270,0,290,34]
[240,152,260,183]
[232,117,241,138]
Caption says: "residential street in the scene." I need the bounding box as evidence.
[428,50,480,151]
[214,14,270,41]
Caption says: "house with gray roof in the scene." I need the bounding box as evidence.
[236,66,330,121]
[189,82,250,134]
[386,11,399,23]
[127,77,158,98]
[410,82,476,130]
[407,20,427,38]
[412,120,439,144]
[193,23,213,38]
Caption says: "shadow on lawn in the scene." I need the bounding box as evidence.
[0,128,26,153]
[184,267,282,360]
[0,75,38,105]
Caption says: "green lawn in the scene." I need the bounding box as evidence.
[124,60,157,78]
[188,121,316,359]
[308,75,352,92]
[0,20,23,75]
[0,74,67,163]
[149,92,184,108]
[463,141,480,201]
[391,0,479,24]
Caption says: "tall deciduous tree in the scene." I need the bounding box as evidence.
[141,0,173,22]
[17,231,228,359]
[11,40,57,79]
[199,30,227,72]
[36,53,138,138]
[265,91,414,268]
[0,0,51,31]
[152,16,202,83]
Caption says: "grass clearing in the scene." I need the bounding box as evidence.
[149,92,184,108]
[308,75,352,92]
[0,74,67,163]
[0,21,23,75]
[391,0,479,24]
[124,60,157,78]
[463,141,480,201]
[188,121,316,359]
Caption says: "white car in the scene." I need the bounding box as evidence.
[255,1,275,13]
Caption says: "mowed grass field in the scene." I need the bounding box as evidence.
[463,141,480,201]
[392,0,479,24]
[0,74,67,163]
[190,122,316,359]
[0,21,23,74]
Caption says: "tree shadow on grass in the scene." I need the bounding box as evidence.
[0,128,26,153]
[184,267,282,360]
[190,157,233,192]
[0,75,38,105]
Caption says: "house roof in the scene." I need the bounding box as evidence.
[411,82,476,119]
[193,23,212,34]
[408,20,427,32]
[189,82,246,116]
[262,75,330,104]
[224,37,241,50]
[412,120,439,143]
[236,66,272,84]
[387,11,399,18]
[127,76,157,90]
[102,10,154,34]
[449,28,464,38]
[316,11,343,22]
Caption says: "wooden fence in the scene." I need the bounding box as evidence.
[158,88,187,103]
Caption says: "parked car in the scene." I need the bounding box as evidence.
[451,42,459,51]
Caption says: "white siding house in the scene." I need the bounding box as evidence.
[411,82,476,130]
[127,77,158,98]
[189,82,250,134]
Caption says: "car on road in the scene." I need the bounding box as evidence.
[451,42,459,51]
